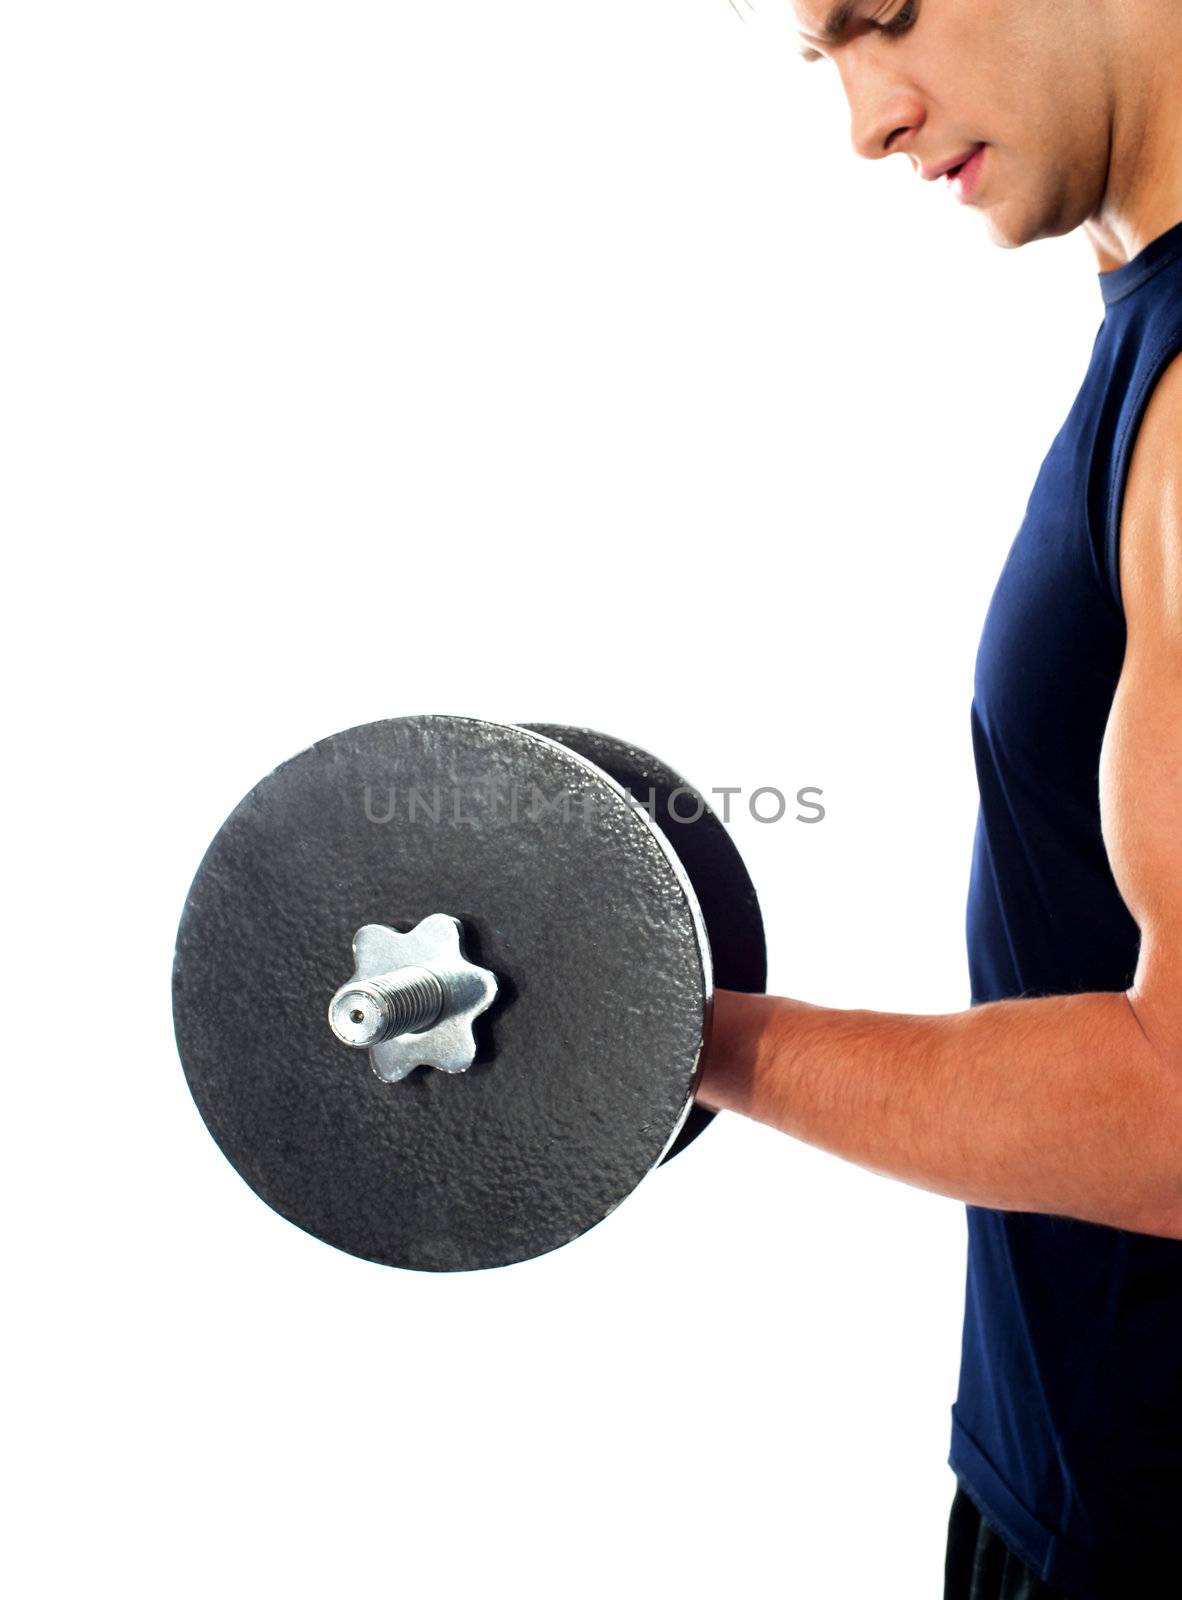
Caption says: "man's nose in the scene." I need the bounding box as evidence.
[840,58,925,160]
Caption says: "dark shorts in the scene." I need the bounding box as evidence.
[944,1486,1065,1600]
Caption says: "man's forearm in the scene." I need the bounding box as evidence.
[694,988,1182,1239]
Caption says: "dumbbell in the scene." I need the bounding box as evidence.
[172,715,765,1270]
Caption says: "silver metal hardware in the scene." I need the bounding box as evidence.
[328,913,498,1083]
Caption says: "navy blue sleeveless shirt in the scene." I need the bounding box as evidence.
[954,217,1182,1598]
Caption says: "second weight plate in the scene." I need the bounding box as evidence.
[519,724,767,1162]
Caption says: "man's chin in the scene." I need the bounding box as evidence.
[982,211,1029,250]
[980,178,1098,251]
[981,199,1056,252]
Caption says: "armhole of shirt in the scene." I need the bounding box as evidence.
[1106,331,1182,616]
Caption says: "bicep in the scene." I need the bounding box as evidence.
[1099,351,1182,1058]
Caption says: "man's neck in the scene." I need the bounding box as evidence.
[1085,11,1182,271]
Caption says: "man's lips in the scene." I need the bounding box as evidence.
[920,143,987,184]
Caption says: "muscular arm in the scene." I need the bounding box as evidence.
[695,354,1182,1240]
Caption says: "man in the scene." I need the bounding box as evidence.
[695,3,1182,1596]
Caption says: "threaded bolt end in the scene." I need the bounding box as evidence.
[329,966,445,1048]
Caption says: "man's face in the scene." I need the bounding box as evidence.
[790,0,1114,248]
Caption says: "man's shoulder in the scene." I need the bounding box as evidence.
[1119,348,1182,648]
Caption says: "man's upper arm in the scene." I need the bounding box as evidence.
[1099,349,1182,1066]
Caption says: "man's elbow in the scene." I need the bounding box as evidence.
[1129,1198,1182,1241]
[1128,1113,1182,1240]
[1123,985,1182,1238]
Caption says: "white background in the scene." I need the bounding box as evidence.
[5,1,1106,1594]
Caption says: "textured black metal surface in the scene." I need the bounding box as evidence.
[172,715,710,1271]
[521,725,766,1161]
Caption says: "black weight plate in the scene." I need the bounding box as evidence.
[520,725,766,1161]
[172,715,711,1272]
